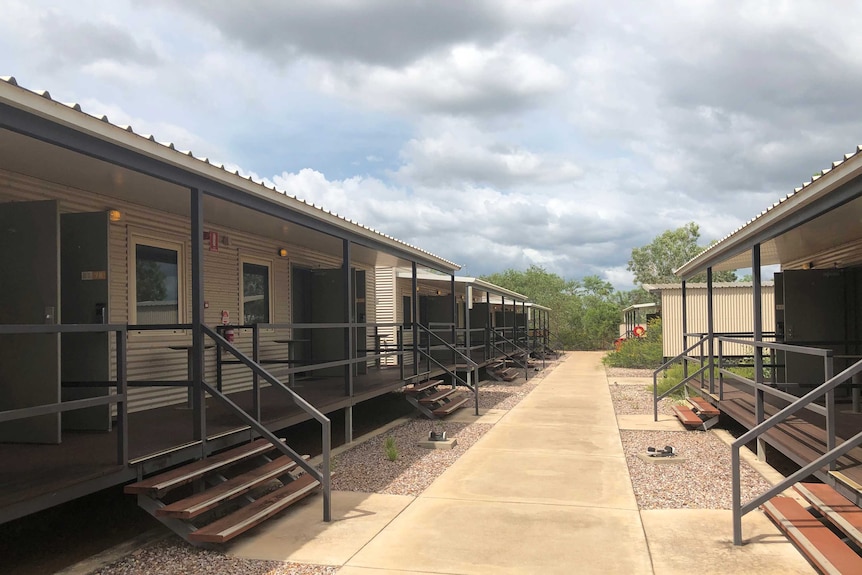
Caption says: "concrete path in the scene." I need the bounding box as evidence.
[229,352,814,574]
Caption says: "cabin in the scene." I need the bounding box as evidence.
[0,77,488,543]
[374,269,554,393]
[645,282,774,361]
[660,143,862,562]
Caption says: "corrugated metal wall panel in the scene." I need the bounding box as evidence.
[661,284,776,358]
[0,169,382,412]
[375,267,397,365]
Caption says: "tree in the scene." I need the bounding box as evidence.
[136,259,167,302]
[627,222,736,286]
[480,267,623,351]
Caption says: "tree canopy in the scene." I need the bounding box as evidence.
[481,266,639,351]
[627,222,736,285]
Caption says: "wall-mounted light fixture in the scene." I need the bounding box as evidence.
[108,209,122,222]
[277,248,288,258]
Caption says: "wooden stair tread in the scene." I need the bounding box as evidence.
[762,496,862,575]
[156,455,307,519]
[796,483,862,548]
[689,396,720,417]
[419,388,457,405]
[125,439,276,496]
[188,473,321,544]
[432,394,469,416]
[408,379,443,393]
[671,404,702,427]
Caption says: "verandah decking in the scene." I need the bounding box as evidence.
[716,378,862,488]
[0,363,428,520]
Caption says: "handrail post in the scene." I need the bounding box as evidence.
[398,325,404,380]
[653,372,659,422]
[732,444,742,545]
[322,417,331,522]
[826,355,836,470]
[718,339,724,397]
[116,328,128,466]
[253,324,261,422]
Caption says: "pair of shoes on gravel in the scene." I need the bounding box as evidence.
[646,445,676,457]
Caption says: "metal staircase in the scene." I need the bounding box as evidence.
[126,325,332,545]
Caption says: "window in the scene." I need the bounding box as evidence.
[243,262,270,324]
[132,241,181,325]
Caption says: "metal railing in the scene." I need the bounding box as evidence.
[489,328,532,380]
[202,325,331,522]
[652,335,710,421]
[0,323,129,465]
[731,357,862,545]
[414,323,480,415]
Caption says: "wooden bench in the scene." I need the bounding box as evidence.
[671,404,703,428]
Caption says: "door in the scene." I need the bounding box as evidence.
[61,212,111,431]
[782,269,845,388]
[311,269,346,377]
[0,200,61,443]
[354,269,366,376]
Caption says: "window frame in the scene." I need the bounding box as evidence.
[129,233,185,330]
[240,256,274,327]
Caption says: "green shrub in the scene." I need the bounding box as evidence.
[652,363,690,399]
[383,436,398,462]
[603,318,663,369]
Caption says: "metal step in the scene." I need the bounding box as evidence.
[762,495,862,575]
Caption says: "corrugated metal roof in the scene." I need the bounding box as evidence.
[0,75,459,270]
[645,281,774,291]
[674,143,862,277]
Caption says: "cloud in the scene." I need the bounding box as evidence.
[393,126,581,188]
[38,12,162,68]
[315,41,565,117]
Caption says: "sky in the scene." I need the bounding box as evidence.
[2,1,861,289]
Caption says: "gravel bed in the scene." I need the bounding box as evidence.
[88,361,559,575]
[620,429,772,509]
[612,383,774,510]
[609,382,677,416]
[89,539,338,575]
[331,419,493,495]
[605,367,654,378]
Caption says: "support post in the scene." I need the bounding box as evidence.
[707,267,715,395]
[451,273,457,370]
[752,245,766,460]
[190,187,206,448]
[343,240,353,399]
[412,262,419,375]
[682,280,688,380]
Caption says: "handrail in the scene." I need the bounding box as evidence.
[0,323,129,465]
[202,325,331,522]
[414,323,479,416]
[731,357,862,545]
[489,328,533,380]
[652,335,710,421]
